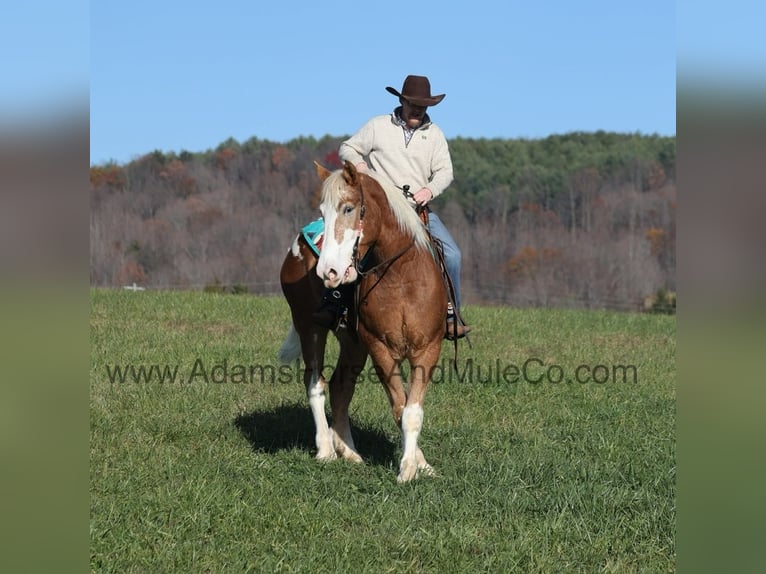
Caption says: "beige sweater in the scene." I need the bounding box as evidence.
[339,111,454,200]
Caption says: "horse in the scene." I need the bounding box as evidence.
[278,161,447,483]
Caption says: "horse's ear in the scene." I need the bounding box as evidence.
[341,160,359,186]
[314,161,331,182]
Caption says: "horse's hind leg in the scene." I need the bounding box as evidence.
[328,335,368,462]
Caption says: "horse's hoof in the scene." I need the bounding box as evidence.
[341,450,364,464]
[330,428,363,463]
[397,460,418,483]
[316,450,337,461]
[397,470,416,483]
[397,455,435,482]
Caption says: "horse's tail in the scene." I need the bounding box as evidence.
[277,324,302,364]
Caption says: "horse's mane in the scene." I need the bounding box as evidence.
[322,169,431,252]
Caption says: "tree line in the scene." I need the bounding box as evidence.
[90,131,675,312]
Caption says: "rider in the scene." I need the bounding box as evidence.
[313,74,470,340]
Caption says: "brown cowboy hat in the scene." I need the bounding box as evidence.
[385,75,445,107]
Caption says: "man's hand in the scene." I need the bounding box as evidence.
[412,187,433,206]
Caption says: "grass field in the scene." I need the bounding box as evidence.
[90,289,675,572]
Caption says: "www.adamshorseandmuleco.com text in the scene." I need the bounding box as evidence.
[104,357,639,386]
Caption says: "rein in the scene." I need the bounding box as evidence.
[349,179,366,270]
[400,184,430,223]
[356,241,414,278]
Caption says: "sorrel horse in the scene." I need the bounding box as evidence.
[278,161,446,482]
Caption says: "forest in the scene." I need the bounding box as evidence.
[89,131,676,312]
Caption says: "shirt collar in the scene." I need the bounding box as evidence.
[392,106,431,130]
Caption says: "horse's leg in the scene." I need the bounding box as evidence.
[366,337,427,482]
[281,240,336,461]
[298,324,336,460]
[328,333,368,462]
[365,339,407,425]
[396,344,442,483]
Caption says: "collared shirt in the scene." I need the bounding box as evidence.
[394,111,417,146]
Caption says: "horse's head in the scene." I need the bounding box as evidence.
[315,161,367,289]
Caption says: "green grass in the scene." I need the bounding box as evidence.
[90,289,675,572]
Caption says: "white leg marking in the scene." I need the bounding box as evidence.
[398,404,432,483]
[307,374,335,460]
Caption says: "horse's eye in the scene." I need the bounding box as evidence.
[342,205,355,216]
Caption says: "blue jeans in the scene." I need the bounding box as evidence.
[428,212,463,310]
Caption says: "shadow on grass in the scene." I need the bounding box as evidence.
[234,402,397,467]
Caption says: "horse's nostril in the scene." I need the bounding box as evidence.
[326,268,338,280]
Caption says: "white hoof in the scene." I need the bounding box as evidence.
[316,449,337,461]
[397,459,419,483]
[397,450,435,483]
[316,434,337,461]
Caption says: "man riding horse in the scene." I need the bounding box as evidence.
[313,74,471,340]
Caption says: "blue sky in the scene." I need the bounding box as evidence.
[8,1,766,166]
[88,0,677,165]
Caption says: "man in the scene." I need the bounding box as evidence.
[315,74,470,339]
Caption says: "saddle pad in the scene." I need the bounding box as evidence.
[301,217,325,257]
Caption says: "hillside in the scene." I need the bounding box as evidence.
[90,131,675,311]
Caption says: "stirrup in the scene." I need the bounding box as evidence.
[445,317,471,340]
[445,302,470,340]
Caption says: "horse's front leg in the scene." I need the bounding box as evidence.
[398,405,435,483]
[366,338,434,483]
[299,327,336,460]
[396,345,441,483]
